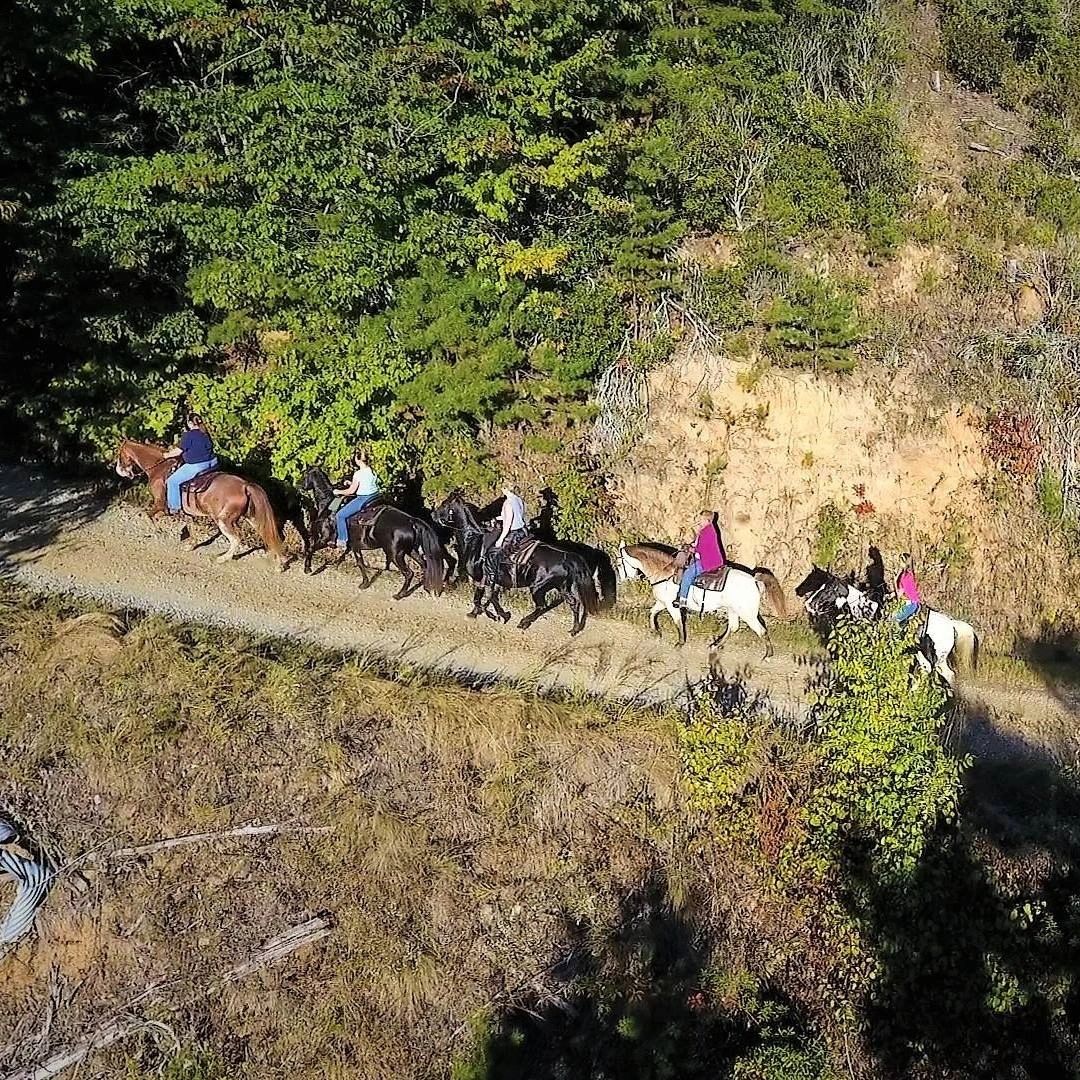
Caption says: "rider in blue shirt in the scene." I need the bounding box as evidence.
[164,414,218,513]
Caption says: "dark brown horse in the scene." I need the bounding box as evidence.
[114,440,287,570]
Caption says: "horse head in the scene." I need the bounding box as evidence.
[114,439,163,480]
[114,441,137,480]
[433,490,478,533]
[794,565,829,599]
[616,542,639,582]
[795,565,851,617]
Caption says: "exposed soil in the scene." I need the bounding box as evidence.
[0,467,1075,761]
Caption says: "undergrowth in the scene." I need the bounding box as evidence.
[4,589,1080,1078]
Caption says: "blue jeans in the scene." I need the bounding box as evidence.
[895,601,919,626]
[335,492,376,545]
[167,458,217,511]
[678,557,704,603]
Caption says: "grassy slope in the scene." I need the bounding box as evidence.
[0,589,676,1078]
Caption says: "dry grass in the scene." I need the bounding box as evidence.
[0,587,678,1078]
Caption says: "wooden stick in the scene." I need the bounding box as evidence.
[2,916,333,1080]
[108,823,334,859]
[968,141,1008,157]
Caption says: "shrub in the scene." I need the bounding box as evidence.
[764,276,863,373]
[985,408,1042,478]
[551,461,610,542]
[812,502,848,567]
[805,618,962,880]
[941,13,1015,92]
[1039,465,1065,521]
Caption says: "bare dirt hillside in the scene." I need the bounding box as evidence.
[0,467,1075,762]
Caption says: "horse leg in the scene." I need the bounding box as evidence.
[467,585,486,619]
[745,613,773,660]
[649,598,667,637]
[518,586,563,630]
[568,590,585,636]
[391,549,417,600]
[708,611,737,660]
[487,586,511,624]
[215,518,243,562]
[353,548,371,588]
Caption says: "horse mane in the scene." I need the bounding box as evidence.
[626,542,679,578]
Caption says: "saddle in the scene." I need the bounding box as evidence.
[344,500,391,543]
[179,470,221,515]
[495,537,539,588]
[695,565,730,592]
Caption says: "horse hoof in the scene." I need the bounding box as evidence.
[500,612,511,624]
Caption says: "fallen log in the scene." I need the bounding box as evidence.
[2,915,333,1080]
[109,823,335,859]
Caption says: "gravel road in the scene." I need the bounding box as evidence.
[1,467,1075,758]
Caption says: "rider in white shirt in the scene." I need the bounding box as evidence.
[485,484,528,587]
[332,447,380,547]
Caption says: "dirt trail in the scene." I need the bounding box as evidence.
[0,468,1075,758]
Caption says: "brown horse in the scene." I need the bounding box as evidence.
[114,440,287,570]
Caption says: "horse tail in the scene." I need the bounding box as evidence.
[416,519,446,596]
[953,620,979,673]
[568,554,600,616]
[594,550,618,610]
[245,483,287,565]
[754,569,787,619]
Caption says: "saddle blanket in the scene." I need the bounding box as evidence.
[694,565,730,592]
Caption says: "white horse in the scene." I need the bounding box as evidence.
[795,565,979,686]
[618,542,787,660]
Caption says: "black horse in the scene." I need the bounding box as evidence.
[794,565,881,638]
[435,489,617,610]
[432,492,600,635]
[300,467,446,597]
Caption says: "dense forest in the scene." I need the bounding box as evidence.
[4,0,1077,497]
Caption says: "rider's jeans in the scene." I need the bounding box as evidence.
[678,556,703,602]
[894,601,919,626]
[485,529,526,584]
[167,458,217,511]
[335,492,377,545]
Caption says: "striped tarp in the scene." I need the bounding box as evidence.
[0,820,52,946]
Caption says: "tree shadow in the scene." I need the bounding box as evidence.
[0,465,111,567]
[846,694,1080,1078]
[1013,620,1080,716]
[462,870,825,1080]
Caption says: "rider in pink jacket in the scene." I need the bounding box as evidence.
[678,510,726,608]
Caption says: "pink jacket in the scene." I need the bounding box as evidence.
[897,568,921,604]
[695,524,726,573]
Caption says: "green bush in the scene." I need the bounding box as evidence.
[812,502,849,567]
[941,13,1015,92]
[805,618,962,880]
[551,461,609,543]
[1038,465,1065,521]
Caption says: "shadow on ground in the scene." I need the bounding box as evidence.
[846,694,1080,1077]
[0,465,111,567]
[456,872,826,1080]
